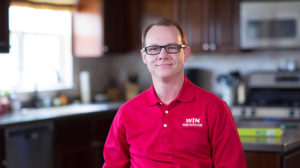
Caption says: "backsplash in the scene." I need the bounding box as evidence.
[69,50,300,102]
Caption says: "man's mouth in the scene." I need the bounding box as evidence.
[156,63,172,67]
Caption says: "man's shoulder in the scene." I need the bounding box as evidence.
[192,83,224,104]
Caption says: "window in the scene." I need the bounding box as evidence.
[0,6,73,92]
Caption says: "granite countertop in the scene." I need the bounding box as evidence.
[2,103,300,153]
[237,120,300,153]
[0,102,123,128]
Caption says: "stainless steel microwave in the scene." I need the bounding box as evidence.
[240,2,300,49]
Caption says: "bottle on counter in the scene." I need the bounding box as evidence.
[10,91,22,113]
[106,78,121,102]
[237,77,246,105]
[125,74,139,101]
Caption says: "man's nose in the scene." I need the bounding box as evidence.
[158,47,168,59]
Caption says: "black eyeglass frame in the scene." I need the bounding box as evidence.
[143,44,186,55]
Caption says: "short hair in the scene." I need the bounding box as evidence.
[141,18,188,48]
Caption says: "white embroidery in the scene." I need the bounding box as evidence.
[182,118,203,127]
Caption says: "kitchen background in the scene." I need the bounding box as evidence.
[75,50,300,100]
[1,0,300,168]
[1,0,300,105]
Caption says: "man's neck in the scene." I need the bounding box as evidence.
[152,74,185,105]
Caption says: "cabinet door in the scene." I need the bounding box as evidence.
[54,118,94,168]
[73,0,140,56]
[54,112,116,168]
[177,0,209,52]
[212,0,239,52]
[0,0,9,53]
[283,149,300,168]
[140,0,178,31]
[177,0,239,52]
[104,0,126,52]
[73,0,104,57]
[55,139,103,168]
[244,151,281,168]
[0,130,5,168]
[105,0,141,52]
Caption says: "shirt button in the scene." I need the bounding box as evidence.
[163,124,167,128]
[165,110,168,114]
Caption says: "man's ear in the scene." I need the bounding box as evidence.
[184,46,191,62]
[141,49,147,64]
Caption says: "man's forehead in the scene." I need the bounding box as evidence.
[145,25,181,46]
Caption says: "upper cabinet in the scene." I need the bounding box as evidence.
[73,0,140,57]
[177,0,239,52]
[140,0,178,31]
[73,0,104,57]
[0,0,10,53]
[73,0,240,56]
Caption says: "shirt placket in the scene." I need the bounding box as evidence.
[158,102,172,149]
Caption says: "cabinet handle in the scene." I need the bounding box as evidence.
[202,43,209,51]
[2,160,7,166]
[210,43,216,51]
[104,45,109,53]
[90,140,101,148]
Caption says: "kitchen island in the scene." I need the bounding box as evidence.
[237,119,300,168]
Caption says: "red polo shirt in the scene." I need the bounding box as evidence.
[103,76,246,168]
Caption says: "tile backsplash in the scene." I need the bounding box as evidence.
[70,49,300,101]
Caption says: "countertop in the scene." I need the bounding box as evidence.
[1,103,300,154]
[237,119,300,153]
[0,102,123,128]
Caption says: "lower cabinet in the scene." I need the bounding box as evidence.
[245,149,300,168]
[54,139,105,168]
[54,112,115,168]
[245,151,281,168]
[0,130,4,168]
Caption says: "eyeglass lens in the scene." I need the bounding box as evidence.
[145,44,183,55]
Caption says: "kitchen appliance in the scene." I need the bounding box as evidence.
[5,122,53,168]
[184,68,213,91]
[232,71,300,119]
[240,1,300,49]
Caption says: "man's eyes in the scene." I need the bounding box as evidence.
[148,47,160,51]
[167,45,179,50]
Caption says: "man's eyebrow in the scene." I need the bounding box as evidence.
[146,43,180,46]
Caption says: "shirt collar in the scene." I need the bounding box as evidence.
[145,75,195,106]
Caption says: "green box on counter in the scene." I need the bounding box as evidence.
[237,128,283,137]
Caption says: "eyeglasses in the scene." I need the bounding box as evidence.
[143,44,186,55]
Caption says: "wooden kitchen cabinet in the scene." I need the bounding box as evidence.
[0,130,5,168]
[245,150,300,168]
[140,0,178,32]
[0,0,10,53]
[73,0,140,57]
[177,0,239,52]
[245,151,281,168]
[283,149,300,168]
[54,113,115,168]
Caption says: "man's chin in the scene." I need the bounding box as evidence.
[152,72,177,80]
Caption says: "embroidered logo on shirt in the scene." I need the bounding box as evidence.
[182,118,203,127]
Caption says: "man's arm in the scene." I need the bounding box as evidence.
[103,108,130,168]
[207,101,247,168]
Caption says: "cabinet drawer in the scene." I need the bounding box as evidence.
[54,118,92,142]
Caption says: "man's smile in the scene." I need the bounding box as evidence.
[156,63,173,67]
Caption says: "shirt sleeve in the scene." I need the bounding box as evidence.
[102,107,130,168]
[207,101,247,168]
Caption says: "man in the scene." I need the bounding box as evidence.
[103,18,246,168]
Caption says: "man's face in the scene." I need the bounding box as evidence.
[141,25,190,80]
